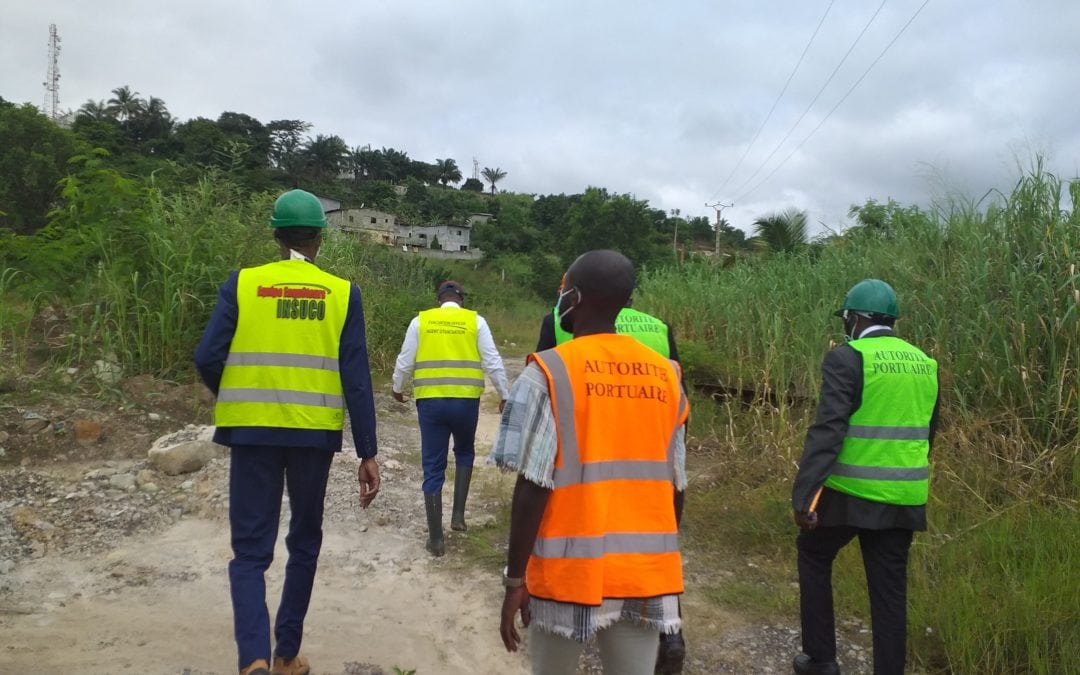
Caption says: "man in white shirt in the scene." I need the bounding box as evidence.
[392,280,509,556]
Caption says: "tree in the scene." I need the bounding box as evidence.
[303,134,349,180]
[127,96,174,153]
[380,147,412,182]
[106,86,144,122]
[461,177,484,192]
[0,103,76,233]
[268,119,310,182]
[481,166,507,194]
[174,117,230,167]
[434,158,462,186]
[216,112,269,170]
[75,99,111,124]
[752,208,808,253]
[564,188,667,267]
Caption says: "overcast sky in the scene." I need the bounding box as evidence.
[5,1,1079,235]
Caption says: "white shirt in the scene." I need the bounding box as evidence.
[392,301,510,399]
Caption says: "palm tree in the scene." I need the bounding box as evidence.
[752,208,808,253]
[481,166,507,194]
[106,86,144,121]
[303,134,349,180]
[380,147,411,182]
[434,158,463,186]
[75,99,111,123]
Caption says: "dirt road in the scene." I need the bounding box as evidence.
[1,381,528,675]
[0,363,876,674]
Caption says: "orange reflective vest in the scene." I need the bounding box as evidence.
[527,333,689,606]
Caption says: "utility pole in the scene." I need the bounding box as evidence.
[705,201,733,257]
[670,208,681,254]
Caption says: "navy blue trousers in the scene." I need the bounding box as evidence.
[797,526,914,675]
[416,397,480,494]
[228,445,334,670]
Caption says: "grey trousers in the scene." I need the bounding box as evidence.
[529,621,661,675]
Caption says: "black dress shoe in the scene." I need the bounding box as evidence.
[655,630,686,674]
[793,653,840,675]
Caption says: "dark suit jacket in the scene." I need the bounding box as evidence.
[791,327,940,531]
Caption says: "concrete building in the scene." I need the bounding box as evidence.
[324,204,486,260]
[328,208,398,245]
[396,222,472,252]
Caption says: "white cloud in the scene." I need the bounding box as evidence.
[5,0,1079,236]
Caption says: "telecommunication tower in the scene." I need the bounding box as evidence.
[472,157,480,181]
[42,24,61,121]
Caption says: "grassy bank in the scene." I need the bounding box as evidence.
[643,166,1079,673]
[0,159,493,382]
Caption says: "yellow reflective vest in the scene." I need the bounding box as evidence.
[413,306,485,399]
[215,259,351,430]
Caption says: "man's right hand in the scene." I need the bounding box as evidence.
[358,457,381,509]
[793,510,818,530]
[499,585,531,652]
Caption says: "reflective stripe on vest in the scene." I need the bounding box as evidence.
[553,307,670,358]
[526,334,689,605]
[215,260,351,431]
[414,307,484,399]
[824,336,938,506]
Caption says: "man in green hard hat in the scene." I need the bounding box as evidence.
[196,189,381,675]
[790,279,940,675]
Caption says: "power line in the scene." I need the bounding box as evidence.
[727,0,888,200]
[732,0,932,205]
[708,0,835,203]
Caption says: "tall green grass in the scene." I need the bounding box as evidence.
[1,159,440,380]
[646,164,1079,672]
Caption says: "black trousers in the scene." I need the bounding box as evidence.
[797,526,914,675]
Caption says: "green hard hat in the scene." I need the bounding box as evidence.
[835,279,899,318]
[270,189,327,229]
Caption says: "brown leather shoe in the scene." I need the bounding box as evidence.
[239,659,270,675]
[272,654,311,675]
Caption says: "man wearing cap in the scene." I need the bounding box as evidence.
[195,189,381,675]
[392,280,510,556]
[791,279,940,675]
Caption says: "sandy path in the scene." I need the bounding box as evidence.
[0,382,526,675]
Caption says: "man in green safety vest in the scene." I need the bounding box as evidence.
[536,276,679,360]
[196,189,381,675]
[791,279,940,675]
[392,280,510,556]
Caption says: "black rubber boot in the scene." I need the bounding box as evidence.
[450,465,473,532]
[656,630,686,673]
[424,492,445,556]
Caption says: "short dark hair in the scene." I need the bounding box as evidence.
[566,250,636,311]
[274,227,322,247]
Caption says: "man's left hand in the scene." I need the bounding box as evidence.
[358,458,381,508]
[499,585,531,652]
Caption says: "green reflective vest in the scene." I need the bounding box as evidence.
[825,336,938,505]
[414,306,485,399]
[215,259,351,430]
[553,307,670,358]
